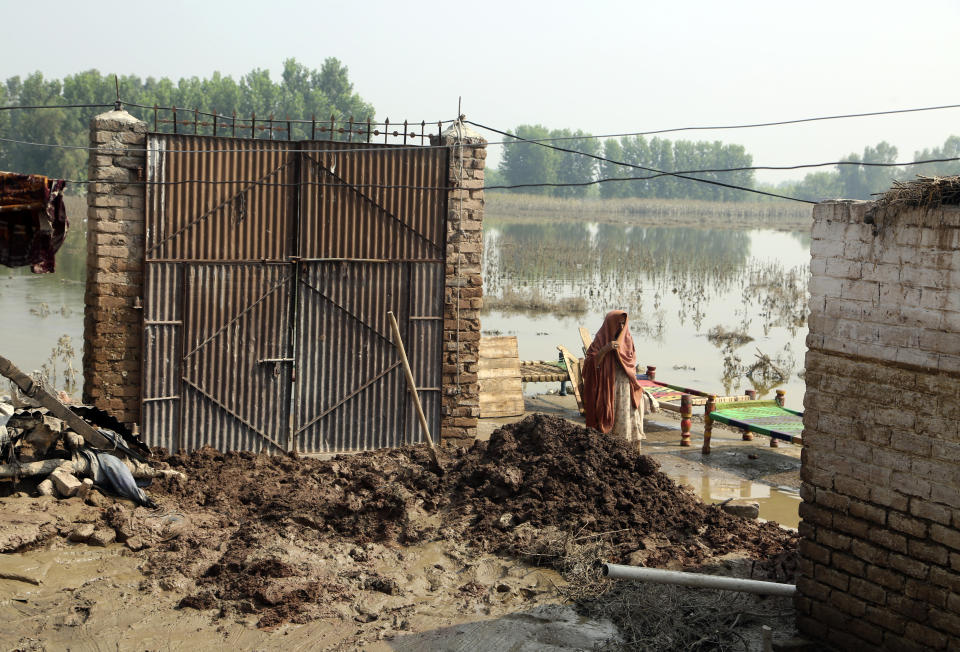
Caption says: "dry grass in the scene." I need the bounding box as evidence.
[877,175,960,210]
[483,287,588,316]
[486,193,812,231]
[707,325,754,347]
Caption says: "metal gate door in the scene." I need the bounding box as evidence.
[143,135,446,453]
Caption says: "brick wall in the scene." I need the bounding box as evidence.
[431,123,486,446]
[82,110,148,425]
[798,200,960,650]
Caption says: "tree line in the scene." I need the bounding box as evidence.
[497,125,755,201]
[495,125,960,203]
[0,59,374,182]
[776,136,960,201]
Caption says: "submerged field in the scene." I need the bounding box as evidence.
[485,192,813,231]
[481,216,811,409]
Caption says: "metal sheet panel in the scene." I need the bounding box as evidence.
[298,143,446,261]
[142,262,183,451]
[146,134,295,262]
[142,134,447,454]
[295,262,409,453]
[179,263,293,453]
[403,262,444,444]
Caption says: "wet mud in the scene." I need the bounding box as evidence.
[2,414,797,648]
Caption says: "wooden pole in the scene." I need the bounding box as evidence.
[387,311,441,470]
[680,394,692,447]
[702,395,716,455]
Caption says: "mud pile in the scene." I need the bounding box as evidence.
[448,414,795,567]
[112,414,795,627]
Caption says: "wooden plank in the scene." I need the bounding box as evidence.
[480,403,526,418]
[478,366,525,380]
[478,336,520,359]
[557,344,585,415]
[478,357,522,371]
[478,377,523,393]
[578,327,593,355]
[479,336,524,418]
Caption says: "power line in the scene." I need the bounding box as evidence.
[469,121,813,203]
[0,103,115,111]
[466,102,960,144]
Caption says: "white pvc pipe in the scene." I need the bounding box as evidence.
[602,564,796,597]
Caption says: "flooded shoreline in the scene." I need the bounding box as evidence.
[482,222,810,409]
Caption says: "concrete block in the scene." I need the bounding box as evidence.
[721,499,759,519]
[50,469,82,498]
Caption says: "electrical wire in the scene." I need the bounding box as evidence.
[470,122,810,203]
[466,102,960,143]
[4,127,955,174]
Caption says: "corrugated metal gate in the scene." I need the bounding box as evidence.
[143,135,447,453]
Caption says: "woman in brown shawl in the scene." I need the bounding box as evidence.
[582,310,645,449]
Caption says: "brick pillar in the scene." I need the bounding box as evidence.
[82,109,147,426]
[797,199,960,650]
[430,122,486,446]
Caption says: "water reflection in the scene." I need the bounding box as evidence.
[482,222,810,409]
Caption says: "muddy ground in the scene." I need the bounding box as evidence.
[1,414,798,650]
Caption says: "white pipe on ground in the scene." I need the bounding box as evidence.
[602,563,796,597]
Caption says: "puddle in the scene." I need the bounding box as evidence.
[652,453,800,528]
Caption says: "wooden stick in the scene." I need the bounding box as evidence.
[387,312,441,470]
[0,354,114,451]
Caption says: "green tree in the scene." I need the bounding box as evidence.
[0,59,376,182]
[550,128,598,198]
[500,124,557,194]
[599,138,628,199]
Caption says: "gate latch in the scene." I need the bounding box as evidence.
[258,357,294,377]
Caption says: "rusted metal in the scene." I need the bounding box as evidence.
[141,262,183,452]
[143,133,446,453]
[145,134,296,262]
[298,141,446,260]
[179,264,294,453]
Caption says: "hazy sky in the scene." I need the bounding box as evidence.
[2,0,958,184]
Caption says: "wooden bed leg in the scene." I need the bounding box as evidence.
[702,395,716,454]
[646,365,656,380]
[770,390,786,447]
[741,390,754,440]
[680,394,692,447]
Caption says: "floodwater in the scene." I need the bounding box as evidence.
[482,222,810,410]
[0,232,85,396]
[654,452,802,529]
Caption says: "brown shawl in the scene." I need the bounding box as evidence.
[582,310,643,433]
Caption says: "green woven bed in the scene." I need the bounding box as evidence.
[708,400,804,444]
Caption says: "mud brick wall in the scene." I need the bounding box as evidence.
[431,124,486,446]
[798,200,960,650]
[82,110,147,425]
